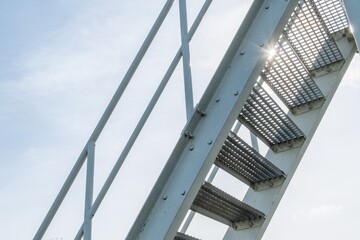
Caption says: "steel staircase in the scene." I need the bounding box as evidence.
[128,1,357,239]
[34,0,360,239]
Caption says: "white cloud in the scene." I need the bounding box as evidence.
[291,204,344,221]
[291,208,307,220]
[3,1,169,141]
[307,204,344,219]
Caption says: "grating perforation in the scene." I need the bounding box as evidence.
[217,148,262,184]
[222,143,272,181]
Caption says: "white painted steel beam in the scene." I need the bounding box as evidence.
[127,0,298,239]
[343,0,360,50]
[223,35,356,240]
[179,165,219,234]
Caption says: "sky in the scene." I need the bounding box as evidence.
[1,0,360,239]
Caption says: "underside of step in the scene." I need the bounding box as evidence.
[215,132,286,191]
[238,84,306,152]
[261,36,325,115]
[174,232,201,240]
[191,182,265,230]
[259,0,349,115]
[284,0,344,72]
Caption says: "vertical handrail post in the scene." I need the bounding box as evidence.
[179,0,194,121]
[84,141,95,240]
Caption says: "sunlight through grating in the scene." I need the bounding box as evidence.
[283,0,343,71]
[312,0,349,34]
[262,36,324,112]
[238,84,305,152]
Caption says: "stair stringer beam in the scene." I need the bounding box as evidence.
[343,0,360,51]
[223,38,356,240]
[126,1,298,239]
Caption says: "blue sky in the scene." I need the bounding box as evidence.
[1,1,360,239]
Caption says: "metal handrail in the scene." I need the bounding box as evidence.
[34,0,214,239]
[34,1,175,239]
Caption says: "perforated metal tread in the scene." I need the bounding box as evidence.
[191,182,265,230]
[215,132,285,190]
[238,83,305,152]
[262,35,325,115]
[283,0,344,73]
[174,232,201,240]
[313,0,348,34]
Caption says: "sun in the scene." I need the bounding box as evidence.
[268,48,277,58]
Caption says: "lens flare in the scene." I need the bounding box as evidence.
[268,48,277,58]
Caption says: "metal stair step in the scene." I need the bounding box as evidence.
[238,83,305,152]
[191,182,265,230]
[215,131,286,191]
[262,35,325,115]
[312,0,348,34]
[174,232,201,240]
[283,0,344,73]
